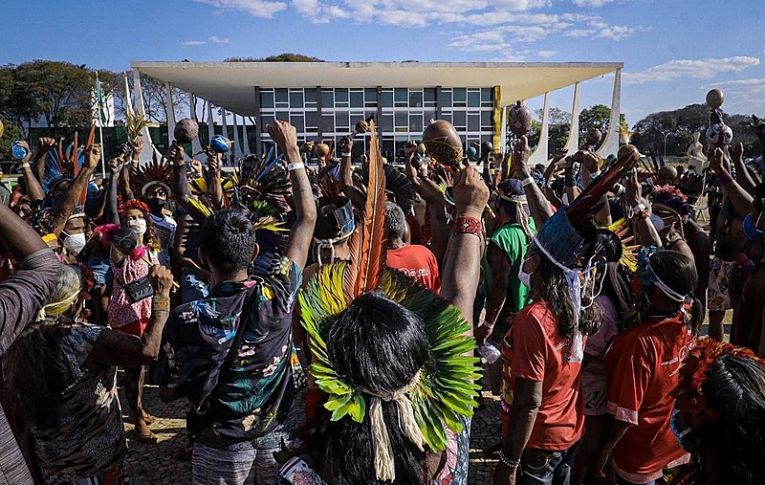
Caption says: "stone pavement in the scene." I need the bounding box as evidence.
[122,386,503,484]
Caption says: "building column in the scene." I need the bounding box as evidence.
[564,82,581,155]
[232,113,244,159]
[189,92,204,156]
[132,69,154,165]
[492,85,502,152]
[596,68,622,158]
[220,107,229,164]
[252,86,262,158]
[242,121,252,155]
[163,83,177,150]
[529,92,550,164]
[207,102,215,144]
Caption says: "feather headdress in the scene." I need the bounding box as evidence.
[299,123,480,481]
[130,152,173,197]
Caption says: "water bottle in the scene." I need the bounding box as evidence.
[11,140,28,161]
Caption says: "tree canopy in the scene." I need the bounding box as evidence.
[632,104,761,156]
[224,53,324,62]
[0,60,120,135]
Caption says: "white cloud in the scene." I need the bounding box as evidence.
[449,30,509,52]
[573,0,615,7]
[182,35,232,46]
[194,0,287,18]
[624,56,761,85]
[597,25,636,40]
[538,50,557,58]
[565,29,590,38]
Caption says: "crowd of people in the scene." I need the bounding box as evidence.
[0,100,763,485]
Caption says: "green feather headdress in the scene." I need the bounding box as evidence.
[298,122,481,480]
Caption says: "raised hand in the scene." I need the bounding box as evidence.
[266,120,300,160]
[453,165,490,218]
[510,136,531,179]
[37,136,57,151]
[84,144,101,170]
[168,142,185,167]
[149,265,174,297]
[108,157,126,176]
[404,140,417,159]
[339,135,353,156]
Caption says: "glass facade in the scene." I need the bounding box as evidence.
[259,87,494,161]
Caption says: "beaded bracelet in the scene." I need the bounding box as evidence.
[453,216,482,238]
[520,176,535,187]
[499,451,520,469]
[152,296,171,313]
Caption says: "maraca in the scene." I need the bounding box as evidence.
[174,118,199,144]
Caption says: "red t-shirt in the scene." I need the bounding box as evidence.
[605,315,692,483]
[386,244,441,293]
[501,301,585,451]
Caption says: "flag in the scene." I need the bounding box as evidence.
[95,72,107,125]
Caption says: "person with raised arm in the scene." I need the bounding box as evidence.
[156,120,316,485]
[0,192,62,484]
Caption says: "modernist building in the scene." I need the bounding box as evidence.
[130,61,623,164]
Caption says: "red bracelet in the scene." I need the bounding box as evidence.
[718,170,733,185]
[454,216,483,238]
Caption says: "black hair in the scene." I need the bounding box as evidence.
[384,201,407,241]
[649,250,702,331]
[530,247,602,339]
[315,200,345,240]
[691,355,765,485]
[199,209,256,274]
[316,293,429,485]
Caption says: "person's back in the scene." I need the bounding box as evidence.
[606,314,692,481]
[5,322,125,483]
[384,201,441,292]
[386,243,441,292]
[502,300,585,449]
[159,120,317,485]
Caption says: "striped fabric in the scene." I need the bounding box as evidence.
[0,406,33,485]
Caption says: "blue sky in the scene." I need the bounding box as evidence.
[2,0,764,125]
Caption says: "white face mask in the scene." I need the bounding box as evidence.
[62,232,87,255]
[128,218,147,237]
[518,262,532,288]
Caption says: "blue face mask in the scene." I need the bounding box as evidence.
[743,213,763,241]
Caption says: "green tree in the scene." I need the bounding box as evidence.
[10,60,96,130]
[224,53,323,62]
[579,104,626,133]
[0,119,23,160]
[633,104,760,157]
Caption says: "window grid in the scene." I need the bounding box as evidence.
[259,87,495,160]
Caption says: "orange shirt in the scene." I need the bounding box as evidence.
[605,315,692,483]
[501,301,585,451]
[386,244,441,293]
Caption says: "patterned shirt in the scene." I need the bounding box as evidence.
[7,323,125,483]
[157,256,302,442]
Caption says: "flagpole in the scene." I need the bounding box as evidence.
[95,72,107,177]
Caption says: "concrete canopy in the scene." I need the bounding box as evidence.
[131,61,623,116]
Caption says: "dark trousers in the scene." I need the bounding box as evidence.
[518,446,577,485]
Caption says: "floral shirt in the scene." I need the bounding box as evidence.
[157,256,302,442]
